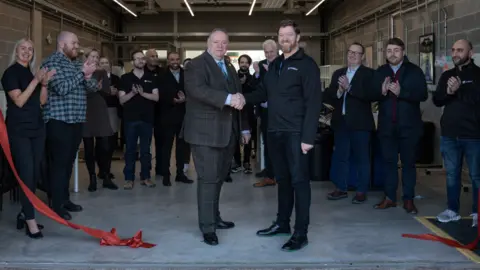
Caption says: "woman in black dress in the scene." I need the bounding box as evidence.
[82,48,118,191]
[1,38,55,239]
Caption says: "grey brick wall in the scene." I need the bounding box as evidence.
[0,0,116,83]
[325,0,480,164]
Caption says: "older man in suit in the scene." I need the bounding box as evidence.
[183,28,251,246]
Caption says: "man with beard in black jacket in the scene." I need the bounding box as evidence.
[372,38,428,214]
[433,39,480,227]
[244,19,322,251]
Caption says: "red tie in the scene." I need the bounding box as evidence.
[391,70,400,123]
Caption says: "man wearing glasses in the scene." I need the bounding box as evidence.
[325,42,376,204]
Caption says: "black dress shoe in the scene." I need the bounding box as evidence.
[55,209,72,220]
[63,201,83,212]
[281,232,308,251]
[216,220,235,229]
[256,223,291,236]
[203,232,218,245]
[175,174,194,184]
[163,175,172,186]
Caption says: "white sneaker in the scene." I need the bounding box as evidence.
[471,213,477,227]
[436,209,461,223]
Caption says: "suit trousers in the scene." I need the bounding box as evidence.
[190,130,237,233]
[268,131,311,234]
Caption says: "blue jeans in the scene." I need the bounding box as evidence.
[332,127,371,193]
[123,121,153,181]
[440,136,480,213]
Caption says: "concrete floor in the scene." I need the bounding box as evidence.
[0,154,478,269]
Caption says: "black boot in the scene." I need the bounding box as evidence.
[88,174,97,192]
[103,174,118,190]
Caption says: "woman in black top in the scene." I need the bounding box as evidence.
[1,38,55,239]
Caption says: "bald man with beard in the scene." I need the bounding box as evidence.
[41,31,98,220]
[143,48,165,178]
[433,39,480,227]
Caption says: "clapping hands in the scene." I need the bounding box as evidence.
[82,60,96,79]
[35,67,56,86]
[132,84,144,96]
[381,77,401,96]
[338,75,349,93]
[230,93,245,110]
[447,76,461,94]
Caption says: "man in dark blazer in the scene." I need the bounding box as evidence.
[157,51,193,186]
[251,39,279,187]
[183,28,251,246]
[371,38,428,214]
[325,42,375,203]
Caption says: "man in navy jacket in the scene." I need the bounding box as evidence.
[371,38,428,214]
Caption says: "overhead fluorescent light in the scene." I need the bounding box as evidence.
[113,0,137,17]
[306,0,326,16]
[248,0,256,16]
[184,0,194,16]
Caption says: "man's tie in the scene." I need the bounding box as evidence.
[217,61,228,79]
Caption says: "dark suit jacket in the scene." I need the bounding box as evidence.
[325,65,376,131]
[372,58,428,137]
[182,51,249,148]
[158,68,185,126]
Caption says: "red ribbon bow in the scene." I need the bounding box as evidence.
[0,111,155,248]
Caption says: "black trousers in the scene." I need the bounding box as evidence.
[83,136,110,176]
[9,131,45,220]
[268,131,310,234]
[46,120,83,211]
[379,128,420,202]
[154,124,162,175]
[190,131,236,233]
[260,108,274,178]
[159,123,189,176]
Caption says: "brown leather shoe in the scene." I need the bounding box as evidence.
[253,178,276,187]
[403,199,418,214]
[373,198,396,209]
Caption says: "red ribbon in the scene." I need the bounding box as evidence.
[402,189,480,250]
[0,111,155,248]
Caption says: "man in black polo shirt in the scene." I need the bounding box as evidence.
[119,50,159,190]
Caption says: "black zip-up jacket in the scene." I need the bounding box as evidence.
[244,48,322,145]
[433,61,480,139]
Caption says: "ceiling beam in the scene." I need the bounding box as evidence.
[117,32,328,37]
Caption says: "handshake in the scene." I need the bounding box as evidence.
[229,93,246,110]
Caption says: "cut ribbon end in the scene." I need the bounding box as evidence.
[100,229,156,248]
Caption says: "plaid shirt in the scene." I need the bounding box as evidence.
[41,52,98,123]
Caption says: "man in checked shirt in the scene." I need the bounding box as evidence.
[41,31,97,220]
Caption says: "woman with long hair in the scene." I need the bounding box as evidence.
[1,38,55,238]
[81,48,118,191]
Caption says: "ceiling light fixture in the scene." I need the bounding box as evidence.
[306,0,326,16]
[184,0,194,17]
[113,0,137,17]
[248,0,257,16]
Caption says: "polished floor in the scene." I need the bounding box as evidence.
[0,152,478,269]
